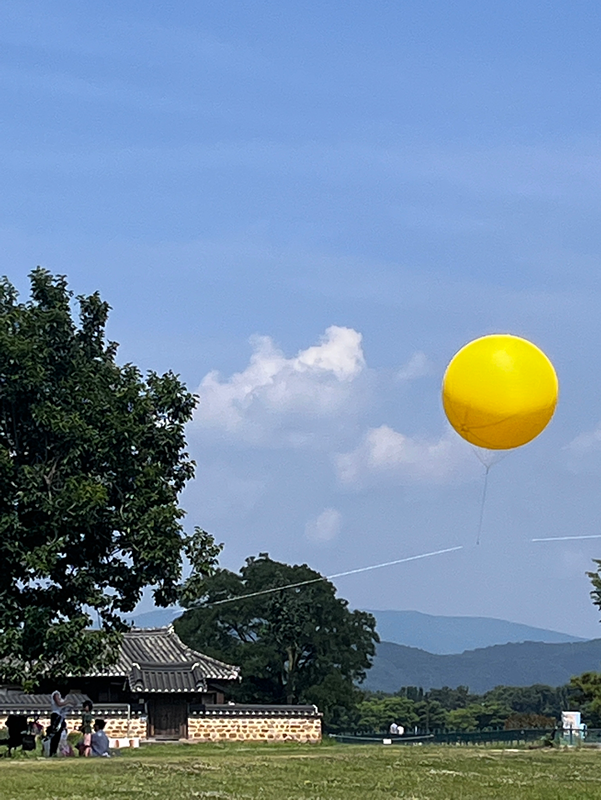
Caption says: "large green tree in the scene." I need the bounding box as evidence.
[568,561,601,722]
[0,269,219,686]
[175,553,378,729]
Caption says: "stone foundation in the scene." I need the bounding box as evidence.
[1,708,322,744]
[102,717,147,739]
[0,715,146,740]
[187,715,321,743]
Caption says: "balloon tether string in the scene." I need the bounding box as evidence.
[476,465,490,546]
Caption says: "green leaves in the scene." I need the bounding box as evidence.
[356,696,420,733]
[0,269,217,686]
[570,671,601,726]
[175,553,379,729]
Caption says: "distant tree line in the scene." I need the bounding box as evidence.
[348,676,601,735]
[345,684,572,735]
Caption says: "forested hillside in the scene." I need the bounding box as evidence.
[364,639,601,694]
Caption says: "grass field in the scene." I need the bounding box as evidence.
[2,742,601,799]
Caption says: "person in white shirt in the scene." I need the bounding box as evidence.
[389,722,399,735]
[48,690,71,757]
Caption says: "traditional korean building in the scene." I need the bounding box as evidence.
[0,626,321,743]
[70,626,241,739]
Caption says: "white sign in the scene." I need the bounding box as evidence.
[562,711,583,730]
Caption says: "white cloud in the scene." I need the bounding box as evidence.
[191,325,475,488]
[564,423,601,473]
[335,424,477,486]
[566,424,601,457]
[193,325,367,445]
[396,351,433,381]
[305,508,342,543]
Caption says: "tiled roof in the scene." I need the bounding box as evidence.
[129,662,209,693]
[190,704,321,718]
[0,691,90,714]
[97,626,240,692]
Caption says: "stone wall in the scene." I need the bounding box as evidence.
[187,715,321,743]
[1,712,321,743]
[0,715,147,740]
[103,716,147,739]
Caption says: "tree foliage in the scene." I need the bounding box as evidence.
[355,696,418,734]
[483,684,570,719]
[571,562,601,726]
[174,553,379,729]
[0,270,219,686]
[426,685,475,711]
[504,712,556,730]
[569,671,601,727]
[353,683,572,734]
[588,559,601,616]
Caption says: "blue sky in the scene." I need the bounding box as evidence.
[3,1,601,638]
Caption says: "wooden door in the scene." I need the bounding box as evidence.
[148,697,188,739]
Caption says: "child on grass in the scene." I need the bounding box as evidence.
[78,700,93,757]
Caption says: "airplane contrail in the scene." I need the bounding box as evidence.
[532,534,601,542]
[200,545,464,608]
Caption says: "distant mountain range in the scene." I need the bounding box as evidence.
[365,610,586,654]
[365,639,601,694]
[129,607,587,655]
[128,606,600,694]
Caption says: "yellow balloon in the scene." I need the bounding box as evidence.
[442,334,558,450]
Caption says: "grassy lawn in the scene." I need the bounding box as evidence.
[2,742,601,799]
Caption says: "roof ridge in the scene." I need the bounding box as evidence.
[92,625,240,685]
[126,626,173,634]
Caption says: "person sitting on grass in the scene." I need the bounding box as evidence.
[58,727,74,757]
[91,719,110,758]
